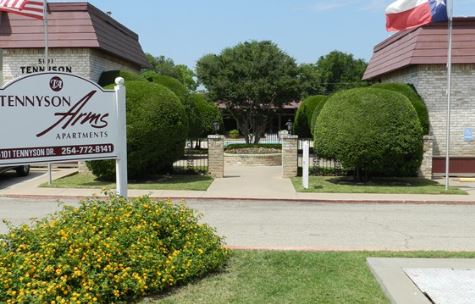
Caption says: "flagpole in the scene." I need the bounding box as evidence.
[445,0,454,191]
[43,0,48,71]
[43,0,52,184]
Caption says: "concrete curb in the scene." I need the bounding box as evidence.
[1,193,475,205]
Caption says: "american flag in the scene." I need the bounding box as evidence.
[0,0,44,19]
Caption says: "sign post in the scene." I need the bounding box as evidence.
[0,72,127,197]
[302,140,309,189]
[114,77,128,198]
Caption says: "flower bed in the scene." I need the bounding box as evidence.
[0,195,229,303]
[224,146,282,166]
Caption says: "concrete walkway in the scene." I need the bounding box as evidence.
[207,165,295,197]
[1,165,475,204]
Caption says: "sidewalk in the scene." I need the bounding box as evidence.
[1,165,475,204]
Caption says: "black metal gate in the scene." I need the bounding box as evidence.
[297,139,344,176]
[173,139,208,174]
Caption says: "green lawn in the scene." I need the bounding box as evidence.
[42,172,213,191]
[142,250,475,304]
[292,176,466,194]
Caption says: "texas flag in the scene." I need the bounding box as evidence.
[385,0,448,32]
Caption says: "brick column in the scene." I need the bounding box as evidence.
[418,135,433,179]
[282,135,298,178]
[208,135,224,178]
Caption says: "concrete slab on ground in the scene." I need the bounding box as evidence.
[405,268,475,304]
[207,165,295,197]
[2,167,475,205]
[367,258,475,304]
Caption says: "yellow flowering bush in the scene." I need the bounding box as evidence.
[0,195,229,303]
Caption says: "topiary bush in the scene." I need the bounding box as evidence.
[293,95,325,138]
[309,95,328,136]
[372,83,429,135]
[194,94,222,136]
[228,129,240,138]
[98,70,145,87]
[0,195,229,304]
[314,87,423,179]
[87,81,188,180]
[142,72,189,102]
[186,94,223,139]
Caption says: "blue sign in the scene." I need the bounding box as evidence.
[464,128,473,142]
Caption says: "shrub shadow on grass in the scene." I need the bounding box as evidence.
[132,174,212,185]
[310,185,324,190]
[42,172,214,191]
[138,266,232,303]
[292,176,466,194]
[326,176,440,188]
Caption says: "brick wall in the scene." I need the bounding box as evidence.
[2,48,89,84]
[1,48,140,85]
[380,64,475,158]
[224,153,282,166]
[89,49,138,82]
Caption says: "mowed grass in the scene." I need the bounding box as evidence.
[292,176,466,194]
[143,250,475,304]
[42,172,213,191]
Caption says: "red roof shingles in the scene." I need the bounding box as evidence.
[363,17,475,80]
[0,2,149,68]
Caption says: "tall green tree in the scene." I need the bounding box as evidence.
[196,41,300,143]
[298,63,323,98]
[176,64,199,91]
[145,54,198,91]
[315,51,367,94]
[145,54,178,77]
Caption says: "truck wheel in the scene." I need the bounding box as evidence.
[16,165,30,177]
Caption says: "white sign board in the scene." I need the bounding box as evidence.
[0,73,119,165]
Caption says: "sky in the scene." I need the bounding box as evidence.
[49,0,475,69]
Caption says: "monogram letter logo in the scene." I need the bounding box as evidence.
[49,77,64,92]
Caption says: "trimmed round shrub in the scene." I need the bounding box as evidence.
[228,129,239,138]
[309,95,328,136]
[0,195,229,303]
[98,70,145,87]
[186,93,223,139]
[181,96,201,140]
[87,81,188,179]
[195,94,222,135]
[315,88,423,178]
[293,95,325,138]
[372,83,429,135]
[142,72,189,102]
